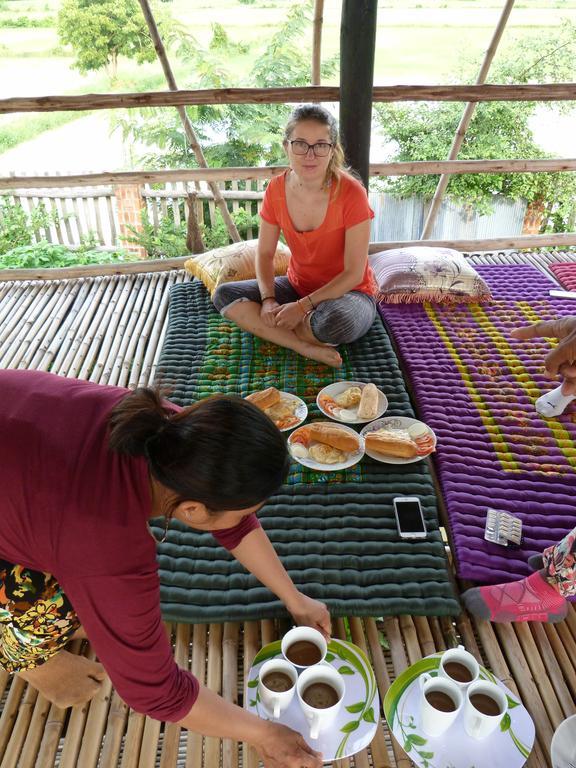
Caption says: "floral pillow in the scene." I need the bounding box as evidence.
[184,239,290,297]
[369,246,492,304]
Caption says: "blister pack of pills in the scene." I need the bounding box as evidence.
[484,508,523,548]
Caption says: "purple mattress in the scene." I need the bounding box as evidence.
[379,265,576,585]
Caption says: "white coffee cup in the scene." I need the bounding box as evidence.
[281,626,327,670]
[464,680,507,740]
[296,664,345,740]
[438,645,480,689]
[419,673,463,737]
[258,659,298,719]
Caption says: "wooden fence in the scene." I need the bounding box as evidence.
[0,175,266,250]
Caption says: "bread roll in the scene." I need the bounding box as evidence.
[357,383,379,420]
[246,387,281,411]
[335,386,362,408]
[365,431,417,459]
[307,423,360,453]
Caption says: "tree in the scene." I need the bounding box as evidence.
[57,0,174,83]
[113,2,337,169]
[373,22,576,232]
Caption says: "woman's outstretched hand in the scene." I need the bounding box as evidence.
[255,722,323,768]
[512,317,576,389]
[261,298,280,328]
[273,302,306,331]
[285,592,332,640]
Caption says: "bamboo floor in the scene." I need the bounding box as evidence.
[0,249,575,767]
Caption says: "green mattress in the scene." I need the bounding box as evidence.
[151,281,460,621]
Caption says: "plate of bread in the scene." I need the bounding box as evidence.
[288,422,365,471]
[360,417,437,464]
[246,387,308,432]
[317,381,388,424]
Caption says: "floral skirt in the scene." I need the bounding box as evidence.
[0,559,79,673]
[543,526,576,598]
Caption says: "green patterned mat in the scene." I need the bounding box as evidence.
[152,281,459,621]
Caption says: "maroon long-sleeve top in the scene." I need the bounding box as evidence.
[0,369,260,721]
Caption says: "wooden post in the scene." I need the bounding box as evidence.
[136,0,241,243]
[186,192,205,253]
[420,0,516,239]
[340,0,378,187]
[312,0,325,86]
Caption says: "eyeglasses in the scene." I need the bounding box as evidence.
[289,140,333,157]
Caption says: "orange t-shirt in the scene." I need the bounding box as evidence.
[259,171,376,297]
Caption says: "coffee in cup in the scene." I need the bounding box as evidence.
[258,659,297,719]
[464,680,507,739]
[296,664,345,739]
[419,673,463,736]
[438,645,480,689]
[281,626,327,670]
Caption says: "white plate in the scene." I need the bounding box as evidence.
[245,638,379,761]
[316,381,388,424]
[383,653,534,768]
[268,392,308,432]
[551,714,576,768]
[360,416,437,465]
[288,421,365,472]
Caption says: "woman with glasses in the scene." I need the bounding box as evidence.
[213,104,377,368]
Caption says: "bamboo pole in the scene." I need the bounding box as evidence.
[75,670,114,768]
[114,275,162,387]
[34,701,68,768]
[159,623,190,768]
[16,694,51,768]
[311,0,325,86]
[529,623,576,720]
[204,623,223,768]
[137,0,240,243]
[2,157,575,191]
[186,623,207,767]
[2,83,576,114]
[119,710,146,768]
[242,622,259,768]
[99,692,129,768]
[0,684,39,768]
[421,0,516,238]
[222,623,240,768]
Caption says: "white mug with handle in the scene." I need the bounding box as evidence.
[296,664,345,740]
[419,672,463,737]
[464,680,507,740]
[257,659,297,720]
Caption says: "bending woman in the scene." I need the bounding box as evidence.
[0,369,328,768]
[213,104,377,368]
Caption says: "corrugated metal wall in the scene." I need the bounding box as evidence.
[369,193,527,241]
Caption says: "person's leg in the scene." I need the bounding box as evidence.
[215,278,342,367]
[0,560,107,708]
[461,570,568,623]
[18,650,106,708]
[462,526,576,623]
[308,292,377,346]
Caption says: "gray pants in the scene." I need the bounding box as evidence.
[212,276,376,345]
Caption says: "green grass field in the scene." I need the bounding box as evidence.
[0,0,574,154]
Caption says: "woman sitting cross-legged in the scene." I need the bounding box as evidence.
[212,104,377,368]
[0,369,328,768]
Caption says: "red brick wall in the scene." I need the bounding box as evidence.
[115,184,147,259]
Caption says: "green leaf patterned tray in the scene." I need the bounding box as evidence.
[383,653,535,768]
[245,639,379,761]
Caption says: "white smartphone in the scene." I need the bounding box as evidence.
[393,496,427,539]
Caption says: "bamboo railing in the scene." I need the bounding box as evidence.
[1,83,576,114]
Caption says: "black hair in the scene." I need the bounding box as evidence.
[109,389,290,513]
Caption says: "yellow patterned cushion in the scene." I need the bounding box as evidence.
[184,240,290,296]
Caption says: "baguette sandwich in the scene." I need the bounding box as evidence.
[365,431,418,459]
[307,423,360,453]
[246,387,281,411]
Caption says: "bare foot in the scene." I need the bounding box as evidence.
[301,342,342,367]
[18,650,107,708]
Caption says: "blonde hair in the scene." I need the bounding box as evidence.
[283,104,346,192]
